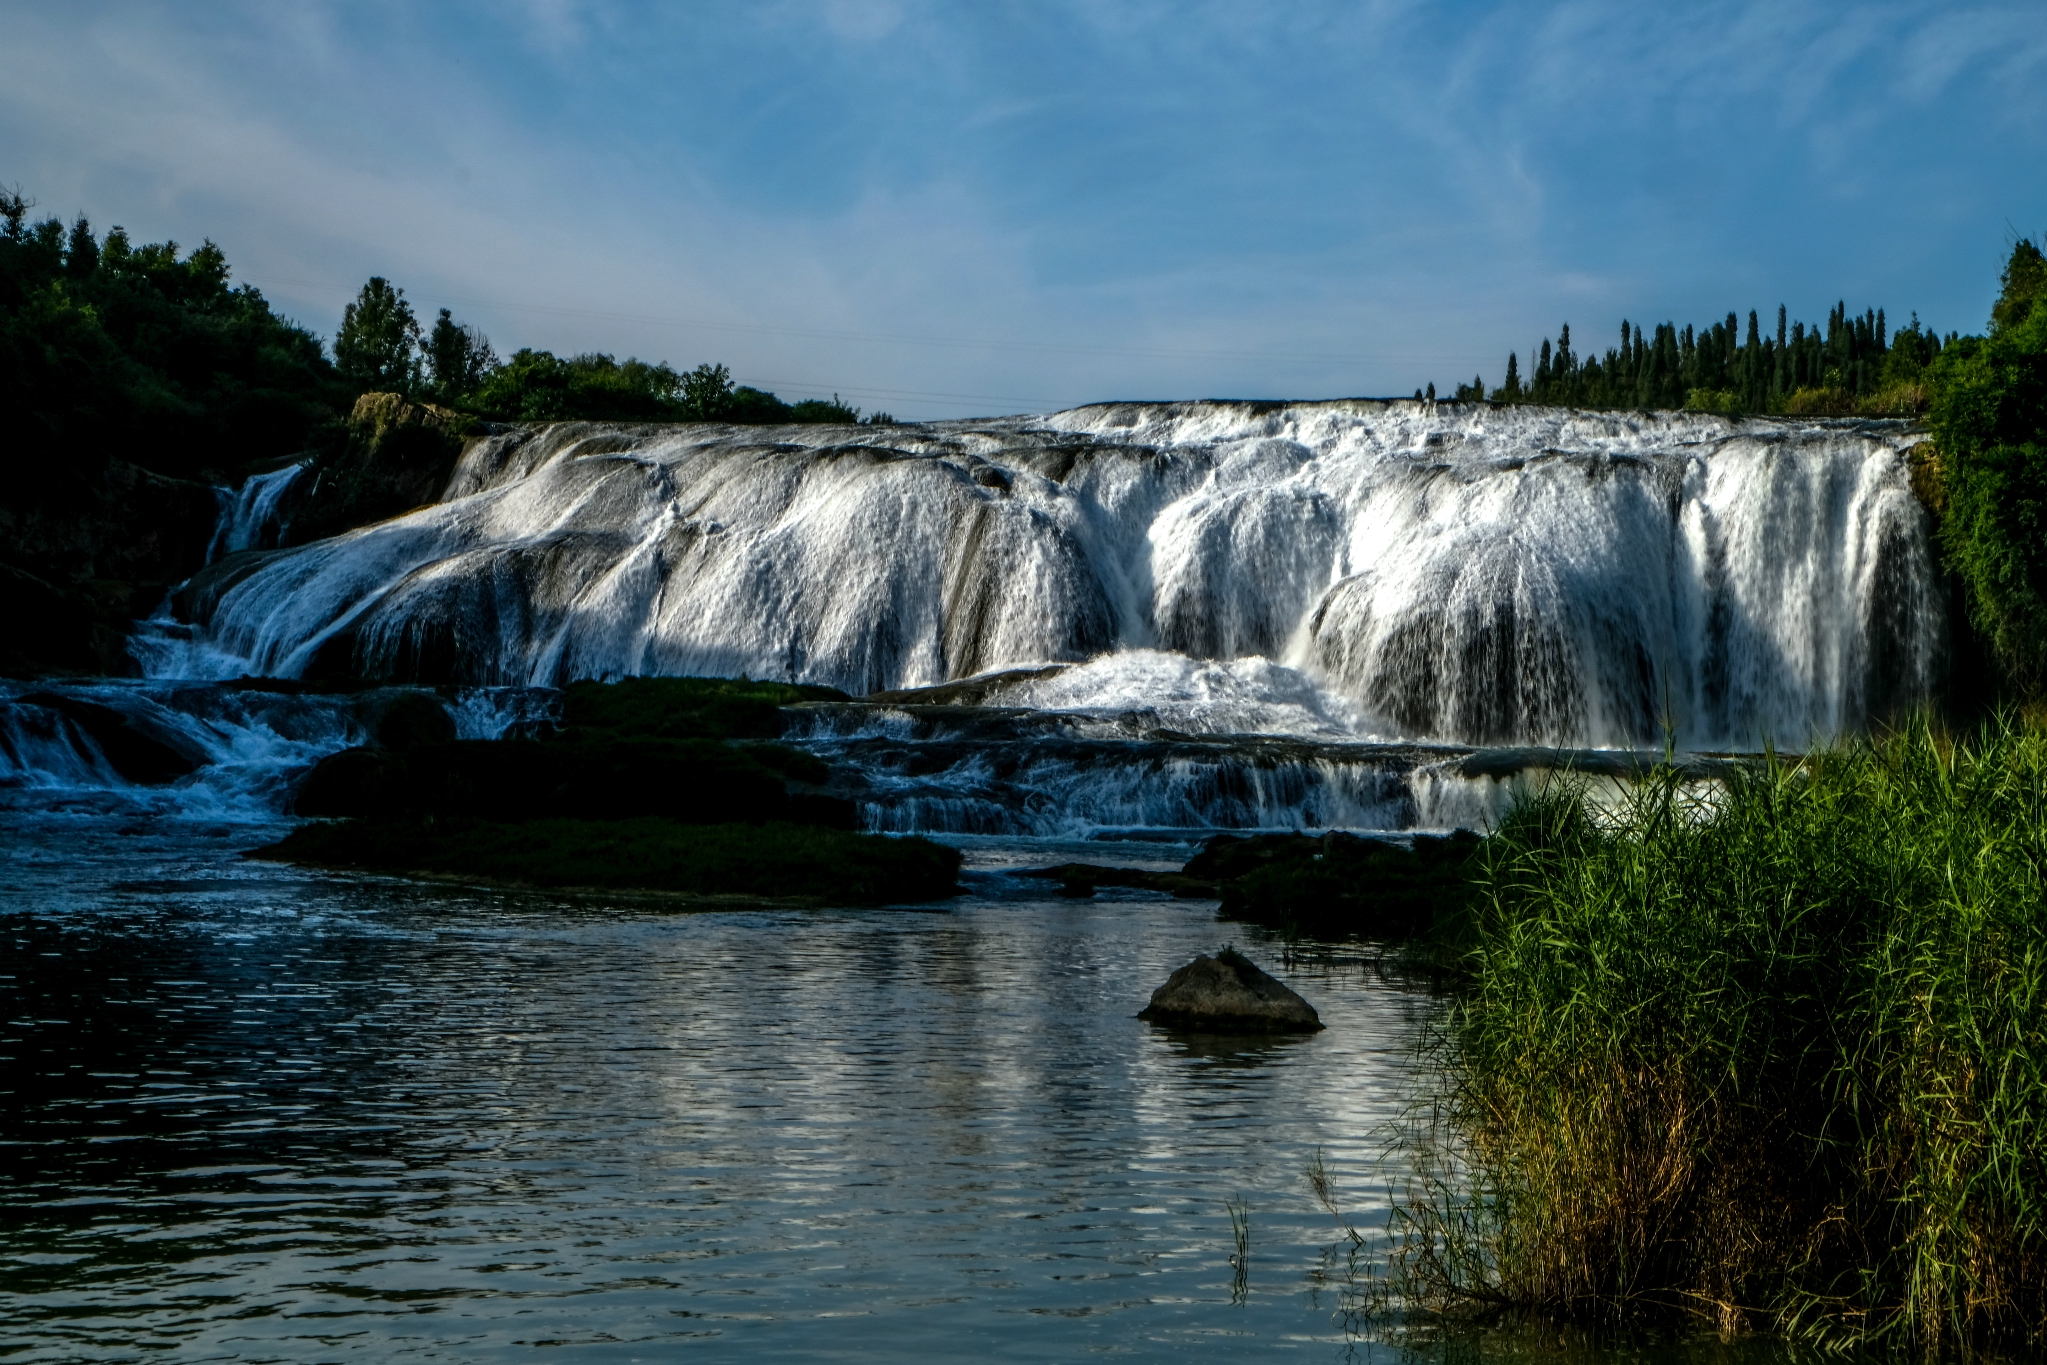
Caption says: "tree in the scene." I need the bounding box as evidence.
[1992,238,2046,332]
[426,308,497,399]
[335,277,421,393]
[1929,238,2047,692]
[64,216,98,278]
[679,362,734,419]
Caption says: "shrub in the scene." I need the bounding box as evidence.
[1682,388,1741,415]
[1392,722,2047,1351]
[1781,386,1855,416]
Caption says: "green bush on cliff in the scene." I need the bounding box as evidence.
[1927,239,2047,693]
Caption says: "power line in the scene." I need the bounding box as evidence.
[259,274,1505,368]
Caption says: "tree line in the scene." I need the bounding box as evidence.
[0,186,887,492]
[1436,302,1951,418]
[334,275,892,426]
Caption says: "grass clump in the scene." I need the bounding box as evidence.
[1393,721,2047,1352]
[256,817,961,904]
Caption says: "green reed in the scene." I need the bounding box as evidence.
[1390,719,2047,1353]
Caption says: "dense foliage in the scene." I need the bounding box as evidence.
[1925,240,2047,692]
[0,189,347,485]
[0,183,882,498]
[1447,303,1948,416]
[1395,724,2047,1351]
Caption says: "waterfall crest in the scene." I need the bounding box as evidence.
[154,401,1942,750]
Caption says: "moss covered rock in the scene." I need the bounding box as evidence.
[1192,829,1483,940]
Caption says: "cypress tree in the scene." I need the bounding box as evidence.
[63,215,97,278]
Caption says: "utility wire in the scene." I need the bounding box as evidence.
[259,274,1503,368]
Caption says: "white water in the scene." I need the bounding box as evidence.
[206,462,305,560]
[0,681,554,822]
[153,403,1941,752]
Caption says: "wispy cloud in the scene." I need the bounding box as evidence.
[2,0,2037,414]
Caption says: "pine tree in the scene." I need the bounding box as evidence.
[63,216,97,278]
[427,308,498,399]
[335,277,422,393]
[1502,351,1521,400]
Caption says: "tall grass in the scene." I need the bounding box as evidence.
[1391,720,2047,1352]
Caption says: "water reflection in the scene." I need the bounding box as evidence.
[2,816,1820,1363]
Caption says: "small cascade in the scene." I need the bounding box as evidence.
[785,699,1556,837]
[207,463,305,561]
[152,403,1943,752]
[0,681,552,821]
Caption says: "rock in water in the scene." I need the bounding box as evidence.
[1137,947,1323,1033]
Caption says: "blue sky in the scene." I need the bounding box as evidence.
[4,1,2044,417]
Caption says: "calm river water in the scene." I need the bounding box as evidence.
[3,810,1452,1362]
[5,793,1845,1365]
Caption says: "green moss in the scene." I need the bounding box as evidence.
[1188,830,1482,940]
[254,817,960,904]
[560,675,849,740]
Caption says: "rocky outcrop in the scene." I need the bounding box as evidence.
[1137,947,1323,1033]
[277,393,480,546]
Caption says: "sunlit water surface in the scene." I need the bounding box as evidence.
[5,812,1444,1361]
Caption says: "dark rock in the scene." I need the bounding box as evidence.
[1196,829,1483,939]
[865,665,1069,707]
[1,459,218,675]
[293,736,836,827]
[1137,947,1323,1033]
[369,691,456,749]
[171,549,279,624]
[18,692,204,784]
[562,675,848,740]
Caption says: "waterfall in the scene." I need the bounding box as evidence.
[206,463,306,561]
[153,402,1943,752]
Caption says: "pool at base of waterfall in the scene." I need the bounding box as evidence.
[3,807,1810,1364]
[0,675,1810,1361]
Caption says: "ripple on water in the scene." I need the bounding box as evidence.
[3,813,1422,1361]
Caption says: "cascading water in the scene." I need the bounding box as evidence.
[96,401,1945,836]
[0,680,557,822]
[207,462,306,560]
[158,401,1941,750]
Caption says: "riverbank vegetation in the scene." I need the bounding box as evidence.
[1388,721,2047,1353]
[260,676,962,905]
